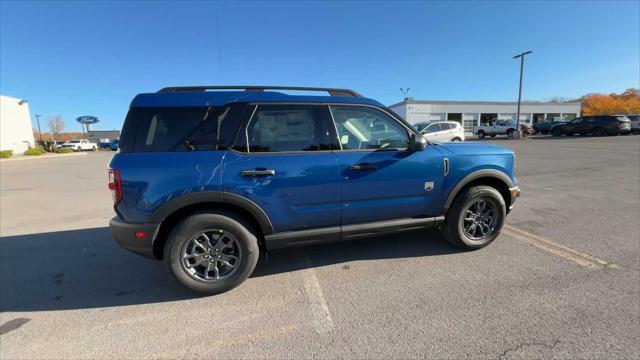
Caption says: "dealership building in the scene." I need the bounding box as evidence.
[0,95,35,153]
[388,98,582,134]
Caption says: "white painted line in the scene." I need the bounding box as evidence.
[299,255,334,334]
[503,224,616,269]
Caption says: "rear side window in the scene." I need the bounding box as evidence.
[119,106,242,152]
[245,105,335,152]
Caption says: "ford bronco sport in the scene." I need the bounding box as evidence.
[109,86,520,294]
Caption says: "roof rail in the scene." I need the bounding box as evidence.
[157,86,363,98]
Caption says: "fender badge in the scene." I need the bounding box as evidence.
[424,181,434,191]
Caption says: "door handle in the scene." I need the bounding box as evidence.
[350,163,377,171]
[241,169,275,177]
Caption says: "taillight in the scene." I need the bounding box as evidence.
[108,169,122,206]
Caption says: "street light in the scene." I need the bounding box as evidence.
[35,114,43,142]
[513,50,532,139]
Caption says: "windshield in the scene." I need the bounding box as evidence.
[68,140,80,143]
[414,124,429,132]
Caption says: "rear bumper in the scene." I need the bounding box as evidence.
[508,186,520,211]
[109,217,160,259]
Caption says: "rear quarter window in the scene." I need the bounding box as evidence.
[119,105,244,152]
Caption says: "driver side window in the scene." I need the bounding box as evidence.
[330,106,410,150]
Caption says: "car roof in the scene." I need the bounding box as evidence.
[130,90,385,108]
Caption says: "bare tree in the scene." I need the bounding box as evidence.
[48,115,65,135]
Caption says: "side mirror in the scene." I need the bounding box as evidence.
[409,133,426,151]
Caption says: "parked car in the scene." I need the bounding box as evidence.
[109,86,520,295]
[59,139,97,151]
[533,119,566,134]
[35,140,58,152]
[621,114,639,135]
[551,115,631,136]
[419,121,465,142]
[520,123,533,137]
[474,120,517,138]
[100,140,119,151]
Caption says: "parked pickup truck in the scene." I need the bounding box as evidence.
[59,139,97,151]
[473,120,517,138]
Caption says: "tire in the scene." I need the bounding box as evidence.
[164,212,260,295]
[506,129,514,138]
[103,146,111,151]
[92,146,97,151]
[551,128,562,137]
[593,128,605,136]
[76,146,81,152]
[442,185,506,250]
[477,130,485,139]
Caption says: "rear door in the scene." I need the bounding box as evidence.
[222,104,341,233]
[330,105,444,225]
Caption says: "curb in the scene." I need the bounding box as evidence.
[0,152,89,162]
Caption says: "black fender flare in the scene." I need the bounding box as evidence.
[443,169,514,212]
[147,191,274,235]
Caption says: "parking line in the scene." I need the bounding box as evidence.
[299,255,335,334]
[503,224,616,269]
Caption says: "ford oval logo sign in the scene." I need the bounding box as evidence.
[76,116,100,124]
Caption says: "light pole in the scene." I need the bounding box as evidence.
[513,50,532,139]
[35,114,43,142]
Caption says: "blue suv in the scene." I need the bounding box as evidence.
[108,86,520,294]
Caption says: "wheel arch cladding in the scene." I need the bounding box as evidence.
[444,170,513,213]
[149,192,273,260]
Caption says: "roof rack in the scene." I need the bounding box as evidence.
[157,86,362,98]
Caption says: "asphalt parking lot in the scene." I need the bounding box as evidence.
[1,136,639,359]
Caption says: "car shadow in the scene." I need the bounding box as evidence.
[0,227,459,312]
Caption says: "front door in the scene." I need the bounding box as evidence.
[222,104,341,233]
[329,105,444,225]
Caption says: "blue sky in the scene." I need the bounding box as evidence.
[1,1,638,131]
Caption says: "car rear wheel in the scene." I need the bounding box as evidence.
[76,146,81,152]
[477,130,485,139]
[164,212,259,295]
[442,185,506,250]
[506,129,514,137]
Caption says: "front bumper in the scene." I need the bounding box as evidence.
[109,217,160,259]
[508,186,521,211]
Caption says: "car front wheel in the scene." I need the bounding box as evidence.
[442,185,506,250]
[477,130,485,139]
[164,212,259,295]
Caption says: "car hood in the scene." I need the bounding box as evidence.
[434,142,513,156]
